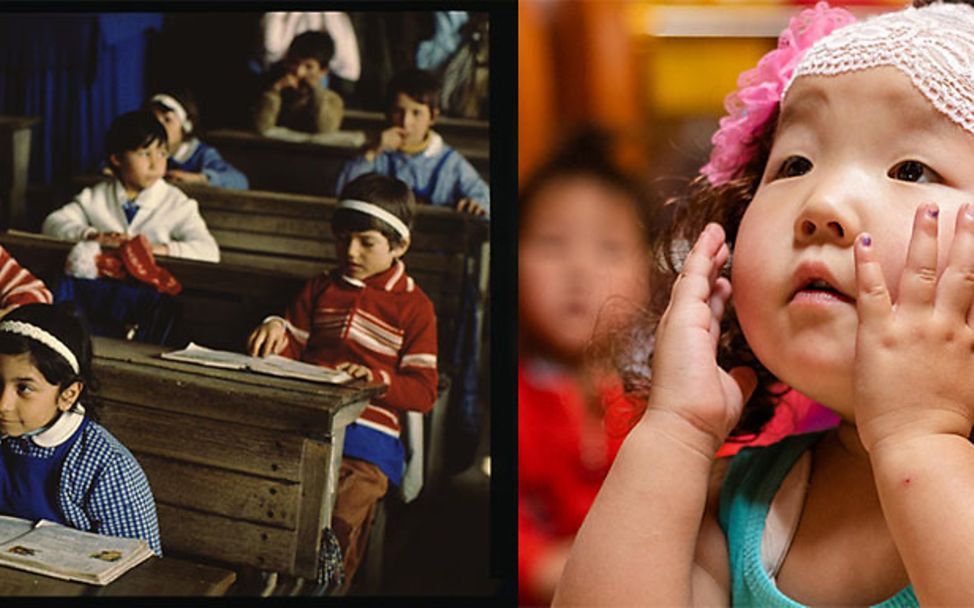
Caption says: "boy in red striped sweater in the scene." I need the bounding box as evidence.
[248,173,437,591]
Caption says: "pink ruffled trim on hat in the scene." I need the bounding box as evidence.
[699,2,857,186]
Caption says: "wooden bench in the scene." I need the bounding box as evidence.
[200,128,489,197]
[91,337,383,580]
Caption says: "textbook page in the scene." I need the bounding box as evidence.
[0,515,34,545]
[0,520,152,585]
[162,342,353,385]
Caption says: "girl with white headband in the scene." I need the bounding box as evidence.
[0,303,160,555]
[558,1,974,605]
[247,173,438,591]
[146,90,250,190]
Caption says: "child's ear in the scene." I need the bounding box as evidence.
[430,108,439,125]
[109,154,122,171]
[392,237,410,259]
[56,381,83,412]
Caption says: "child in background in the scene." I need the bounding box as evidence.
[43,110,220,263]
[146,90,250,190]
[559,3,974,606]
[254,30,345,135]
[247,173,437,592]
[336,68,489,216]
[0,303,160,555]
[518,130,656,607]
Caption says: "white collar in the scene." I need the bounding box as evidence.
[28,405,86,448]
[170,138,200,164]
[422,131,444,158]
[113,177,167,209]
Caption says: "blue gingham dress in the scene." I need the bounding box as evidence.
[1,409,162,556]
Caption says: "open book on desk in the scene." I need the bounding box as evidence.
[0,515,152,585]
[161,342,354,385]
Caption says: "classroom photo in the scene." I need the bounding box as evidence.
[0,8,498,598]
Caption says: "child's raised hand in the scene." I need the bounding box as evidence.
[247,319,288,358]
[854,203,974,452]
[646,223,757,455]
[335,362,374,382]
[378,127,407,152]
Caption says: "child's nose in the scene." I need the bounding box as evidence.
[0,389,15,412]
[794,176,864,247]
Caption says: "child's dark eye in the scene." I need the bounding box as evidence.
[16,384,33,396]
[775,156,813,179]
[888,160,941,184]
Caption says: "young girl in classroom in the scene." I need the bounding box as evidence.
[42,110,220,263]
[0,303,161,555]
[146,89,250,190]
[557,1,974,606]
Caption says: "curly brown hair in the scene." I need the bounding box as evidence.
[611,110,787,440]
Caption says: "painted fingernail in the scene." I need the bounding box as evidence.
[859,233,872,247]
[927,204,939,219]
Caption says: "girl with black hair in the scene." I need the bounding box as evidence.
[0,303,160,555]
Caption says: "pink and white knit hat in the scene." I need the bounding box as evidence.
[701,1,974,186]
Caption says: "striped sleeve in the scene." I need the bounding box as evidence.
[280,275,323,360]
[0,246,52,307]
[373,292,438,413]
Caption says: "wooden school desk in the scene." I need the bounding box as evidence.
[90,337,386,580]
[0,556,236,596]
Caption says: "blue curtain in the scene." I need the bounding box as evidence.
[0,13,162,186]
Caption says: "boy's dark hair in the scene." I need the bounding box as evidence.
[105,110,168,160]
[334,173,416,248]
[386,68,442,115]
[285,30,335,69]
[0,302,99,420]
[146,88,200,137]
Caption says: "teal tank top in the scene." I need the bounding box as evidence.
[717,432,918,607]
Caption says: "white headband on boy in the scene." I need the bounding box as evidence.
[0,321,79,374]
[150,94,193,132]
[338,199,411,241]
[786,2,974,136]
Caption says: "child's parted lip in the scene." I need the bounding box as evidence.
[790,260,855,303]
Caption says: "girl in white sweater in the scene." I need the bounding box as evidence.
[43,110,220,263]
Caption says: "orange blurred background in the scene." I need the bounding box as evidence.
[518,0,901,196]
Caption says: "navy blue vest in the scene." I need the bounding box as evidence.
[0,416,88,524]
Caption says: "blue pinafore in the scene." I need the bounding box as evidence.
[384,148,455,203]
[0,416,88,524]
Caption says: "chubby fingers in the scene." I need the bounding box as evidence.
[936,203,974,323]
[673,223,727,303]
[854,232,893,327]
[897,203,940,314]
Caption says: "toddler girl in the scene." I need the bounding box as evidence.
[0,303,161,555]
[146,90,250,190]
[558,2,974,606]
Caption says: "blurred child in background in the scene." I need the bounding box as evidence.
[518,130,656,606]
[146,89,249,190]
[254,30,345,135]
